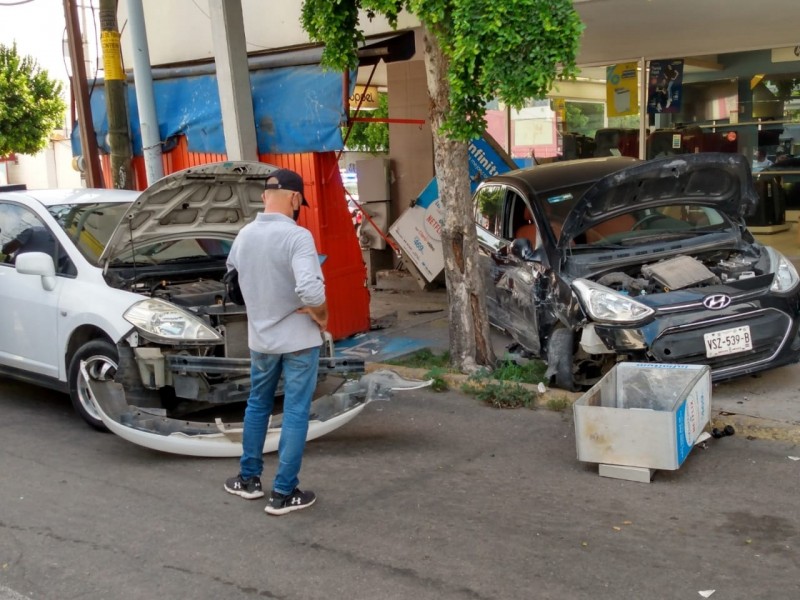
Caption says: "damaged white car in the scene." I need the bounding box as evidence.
[0,162,412,457]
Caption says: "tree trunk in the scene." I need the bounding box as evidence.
[420,27,496,372]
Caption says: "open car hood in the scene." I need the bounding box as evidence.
[557,153,758,248]
[99,161,278,266]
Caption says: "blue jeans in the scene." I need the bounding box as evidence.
[240,346,321,495]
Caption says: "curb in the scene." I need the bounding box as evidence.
[366,362,799,444]
[365,362,583,409]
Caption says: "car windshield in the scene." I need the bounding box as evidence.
[109,238,232,266]
[48,202,131,265]
[48,202,232,266]
[574,204,729,247]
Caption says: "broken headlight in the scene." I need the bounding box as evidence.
[124,298,223,344]
[573,278,655,324]
[766,247,799,293]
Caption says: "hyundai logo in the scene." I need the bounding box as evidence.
[703,294,732,310]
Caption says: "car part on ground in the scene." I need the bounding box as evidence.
[84,364,431,457]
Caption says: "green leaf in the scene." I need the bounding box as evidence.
[0,43,66,156]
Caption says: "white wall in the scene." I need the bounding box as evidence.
[6,135,83,190]
[117,0,420,68]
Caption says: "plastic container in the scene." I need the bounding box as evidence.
[573,363,711,471]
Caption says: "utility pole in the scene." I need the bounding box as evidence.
[127,0,163,185]
[63,0,103,188]
[99,0,134,189]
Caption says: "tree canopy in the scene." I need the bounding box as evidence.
[0,43,66,156]
[302,0,583,141]
[301,0,584,372]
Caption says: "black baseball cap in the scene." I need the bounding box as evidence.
[264,169,309,206]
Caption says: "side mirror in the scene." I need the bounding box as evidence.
[15,251,57,291]
[510,238,536,261]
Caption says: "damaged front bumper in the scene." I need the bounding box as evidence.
[83,354,431,457]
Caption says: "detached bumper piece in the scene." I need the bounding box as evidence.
[82,362,432,457]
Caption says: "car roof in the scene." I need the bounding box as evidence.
[484,156,638,196]
[0,188,140,207]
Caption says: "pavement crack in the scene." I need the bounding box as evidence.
[161,564,283,598]
[301,540,494,600]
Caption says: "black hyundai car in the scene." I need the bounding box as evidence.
[473,153,800,390]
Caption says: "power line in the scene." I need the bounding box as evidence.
[0,0,37,6]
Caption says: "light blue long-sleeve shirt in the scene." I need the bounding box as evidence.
[227,212,326,354]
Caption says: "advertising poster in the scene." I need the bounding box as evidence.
[389,133,516,281]
[647,59,684,114]
[606,62,639,117]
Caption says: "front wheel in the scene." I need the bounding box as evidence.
[545,327,577,392]
[68,339,118,431]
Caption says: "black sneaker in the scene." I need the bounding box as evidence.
[265,488,316,515]
[224,474,264,499]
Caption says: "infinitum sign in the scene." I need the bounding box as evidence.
[389,133,516,281]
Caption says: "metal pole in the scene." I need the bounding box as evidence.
[639,57,647,160]
[127,0,163,184]
[63,0,103,188]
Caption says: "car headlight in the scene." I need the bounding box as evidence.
[124,298,223,344]
[767,247,799,292]
[573,278,655,324]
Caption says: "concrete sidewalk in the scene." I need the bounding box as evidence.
[359,282,800,445]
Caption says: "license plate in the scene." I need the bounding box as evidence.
[704,325,753,358]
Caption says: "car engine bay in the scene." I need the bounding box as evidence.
[593,250,765,296]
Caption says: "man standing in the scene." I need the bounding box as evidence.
[224,168,328,516]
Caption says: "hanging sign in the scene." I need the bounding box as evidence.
[389,133,516,282]
[349,85,380,110]
[647,59,684,114]
[606,63,639,117]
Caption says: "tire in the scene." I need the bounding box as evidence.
[546,327,577,392]
[68,339,118,432]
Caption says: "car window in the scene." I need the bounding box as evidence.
[474,185,504,236]
[48,202,131,265]
[0,202,76,276]
[508,192,539,246]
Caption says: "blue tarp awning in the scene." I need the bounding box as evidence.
[72,64,349,156]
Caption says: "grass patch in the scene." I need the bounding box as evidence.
[545,395,572,412]
[384,348,451,370]
[460,358,547,409]
[461,379,537,409]
[492,358,547,384]
[382,350,550,404]
[424,367,449,392]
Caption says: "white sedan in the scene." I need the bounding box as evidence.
[0,162,394,456]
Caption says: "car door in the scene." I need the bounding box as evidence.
[474,184,514,331]
[496,190,544,356]
[0,201,67,378]
[474,184,544,354]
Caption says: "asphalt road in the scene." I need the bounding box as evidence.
[1,376,798,600]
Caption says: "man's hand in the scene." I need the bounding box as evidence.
[297,302,328,331]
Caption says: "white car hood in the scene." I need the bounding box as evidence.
[99,161,279,266]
